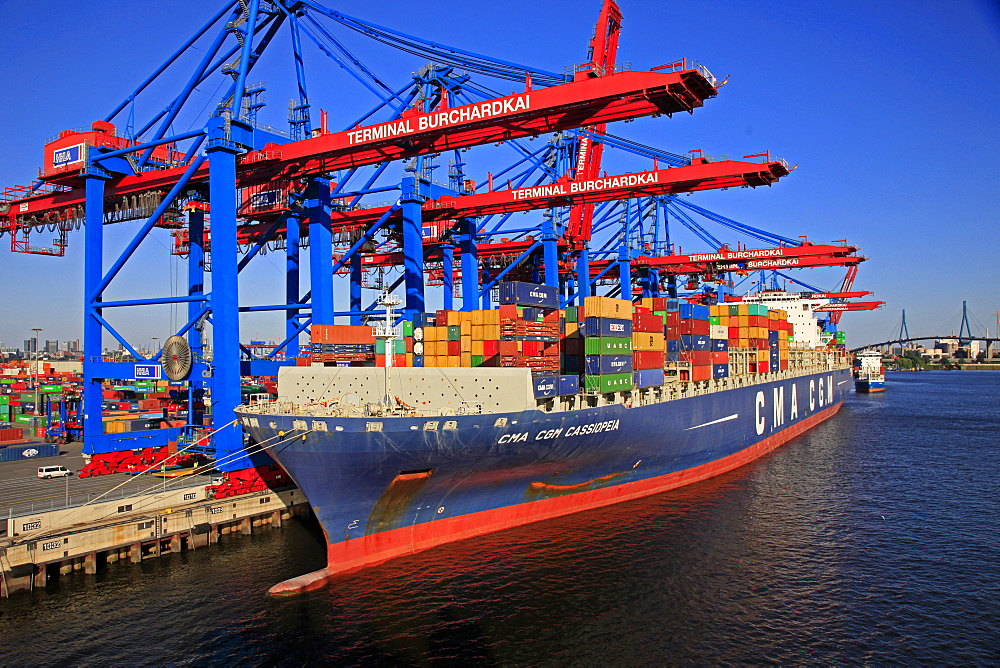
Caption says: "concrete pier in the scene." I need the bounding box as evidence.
[0,487,309,598]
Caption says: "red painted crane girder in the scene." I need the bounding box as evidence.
[586,248,864,277]
[813,301,884,312]
[726,291,872,300]
[314,157,790,236]
[237,68,717,183]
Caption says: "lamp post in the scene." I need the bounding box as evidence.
[31,328,42,428]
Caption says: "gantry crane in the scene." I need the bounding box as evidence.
[0,0,870,483]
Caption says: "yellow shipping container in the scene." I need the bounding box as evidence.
[710,304,724,317]
[461,335,472,352]
[757,350,770,362]
[460,321,472,337]
[472,340,484,356]
[487,324,501,339]
[472,310,484,326]
[633,332,665,351]
[460,352,472,366]
[448,356,461,367]
[565,321,580,338]
[738,304,750,316]
[472,324,484,340]
[737,315,750,327]
[584,295,633,319]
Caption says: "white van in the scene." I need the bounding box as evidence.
[37,465,71,479]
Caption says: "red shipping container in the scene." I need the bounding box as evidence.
[680,319,711,335]
[682,350,712,365]
[634,305,651,315]
[435,310,451,326]
[521,340,540,355]
[691,365,712,381]
[651,297,668,311]
[499,340,519,357]
[633,312,663,333]
[666,312,680,328]
[749,315,768,328]
[498,304,519,321]
[711,352,730,364]
[447,340,461,356]
[728,327,740,340]
[483,340,500,356]
[633,350,665,369]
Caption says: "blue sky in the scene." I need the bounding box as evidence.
[1,0,998,351]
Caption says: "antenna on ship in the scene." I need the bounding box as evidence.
[372,291,403,409]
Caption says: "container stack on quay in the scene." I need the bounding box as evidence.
[300,281,838,399]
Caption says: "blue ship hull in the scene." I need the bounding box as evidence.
[238,368,851,593]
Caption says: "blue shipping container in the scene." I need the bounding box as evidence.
[665,298,680,312]
[713,364,729,379]
[680,334,711,351]
[581,317,633,338]
[679,303,694,319]
[633,368,665,388]
[666,339,681,353]
[585,354,633,375]
[0,444,59,462]
[562,354,582,373]
[666,352,681,362]
[557,375,580,396]
[711,338,728,351]
[499,281,559,308]
[532,375,559,398]
[692,304,710,320]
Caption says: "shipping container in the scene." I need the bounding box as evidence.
[633,368,665,388]
[499,281,559,308]
[583,372,634,393]
[0,443,59,462]
[583,337,632,356]
[584,354,633,375]
[532,375,559,398]
[680,334,711,351]
[581,317,633,338]
[557,375,580,396]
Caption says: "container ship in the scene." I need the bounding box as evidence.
[236,285,852,594]
[853,349,886,393]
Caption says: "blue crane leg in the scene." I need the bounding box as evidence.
[308,178,334,325]
[442,242,454,311]
[208,147,247,471]
[188,209,207,430]
[82,175,107,456]
[401,181,425,319]
[285,215,300,357]
[460,218,479,311]
[351,253,363,324]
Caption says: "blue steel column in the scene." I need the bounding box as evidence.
[206,118,246,470]
[350,253,363,325]
[188,208,207,430]
[400,174,425,319]
[576,247,591,304]
[541,210,559,288]
[82,173,109,455]
[459,218,479,311]
[308,178,334,325]
[441,239,455,311]
[285,215,301,357]
[617,244,632,302]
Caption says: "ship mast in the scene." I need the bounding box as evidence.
[372,291,403,409]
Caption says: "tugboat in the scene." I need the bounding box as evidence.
[853,349,886,393]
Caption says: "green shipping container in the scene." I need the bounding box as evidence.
[40,384,63,393]
[728,305,741,316]
[709,316,721,326]
[0,395,8,405]
[135,381,154,388]
[565,306,578,323]
[376,339,407,355]
[749,304,769,316]
[471,355,484,367]
[584,337,633,356]
[653,311,667,319]
[402,321,414,337]
[583,372,634,393]
[0,379,14,385]
[447,326,461,341]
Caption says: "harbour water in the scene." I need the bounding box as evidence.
[1,371,997,664]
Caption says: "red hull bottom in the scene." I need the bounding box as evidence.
[269,402,843,595]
